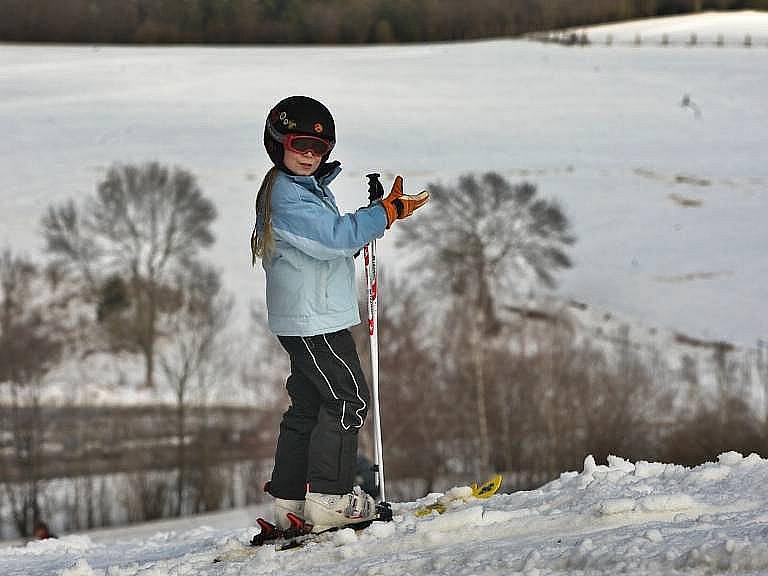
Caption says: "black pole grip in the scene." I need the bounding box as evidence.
[367,173,385,203]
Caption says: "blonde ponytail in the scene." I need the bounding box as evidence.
[251,167,279,265]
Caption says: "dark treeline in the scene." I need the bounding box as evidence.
[1,0,767,44]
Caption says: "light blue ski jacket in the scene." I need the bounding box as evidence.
[259,165,387,336]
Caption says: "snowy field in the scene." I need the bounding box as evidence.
[2,451,768,575]
[1,11,767,351]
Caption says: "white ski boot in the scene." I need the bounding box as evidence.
[273,498,306,530]
[304,486,377,533]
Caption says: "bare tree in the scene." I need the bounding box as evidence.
[758,340,768,431]
[0,249,63,537]
[398,173,574,472]
[371,275,449,494]
[160,262,232,516]
[42,162,217,387]
[244,304,291,408]
[399,174,574,331]
[502,318,673,480]
[122,471,173,522]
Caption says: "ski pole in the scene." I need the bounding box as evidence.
[365,173,387,507]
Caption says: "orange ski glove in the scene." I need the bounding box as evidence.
[380,175,430,229]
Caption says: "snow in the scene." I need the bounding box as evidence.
[579,10,768,44]
[1,13,767,353]
[3,451,768,575]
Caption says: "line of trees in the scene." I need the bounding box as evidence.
[2,0,767,44]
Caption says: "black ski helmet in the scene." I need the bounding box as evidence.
[264,96,336,172]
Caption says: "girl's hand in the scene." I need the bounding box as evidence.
[381,176,430,229]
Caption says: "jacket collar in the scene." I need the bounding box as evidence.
[280,161,342,191]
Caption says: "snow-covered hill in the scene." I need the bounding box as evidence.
[1,12,766,352]
[3,9,768,407]
[578,10,768,45]
[3,451,767,575]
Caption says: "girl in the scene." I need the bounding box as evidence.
[251,95,428,532]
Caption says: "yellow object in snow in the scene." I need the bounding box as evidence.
[415,474,503,517]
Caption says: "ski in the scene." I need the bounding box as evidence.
[213,516,374,561]
[275,517,375,551]
[213,502,391,562]
[212,513,308,562]
[271,500,390,551]
[414,474,503,517]
[213,478,501,562]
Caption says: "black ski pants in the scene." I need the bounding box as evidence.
[269,329,370,500]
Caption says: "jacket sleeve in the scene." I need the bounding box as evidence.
[271,180,388,261]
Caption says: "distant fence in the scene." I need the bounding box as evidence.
[529,30,768,48]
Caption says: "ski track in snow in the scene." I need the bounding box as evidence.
[3,451,768,575]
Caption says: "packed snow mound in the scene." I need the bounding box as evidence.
[3,452,768,575]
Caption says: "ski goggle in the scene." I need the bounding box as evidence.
[283,133,332,156]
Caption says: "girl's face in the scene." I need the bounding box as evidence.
[283,147,323,176]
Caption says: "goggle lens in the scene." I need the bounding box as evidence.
[285,134,331,156]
